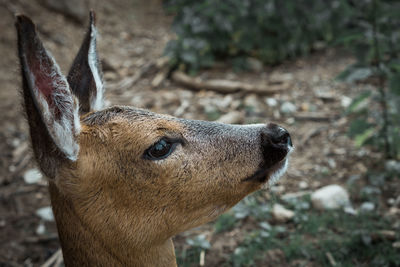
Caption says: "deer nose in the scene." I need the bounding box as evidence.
[264,123,292,147]
[260,123,292,166]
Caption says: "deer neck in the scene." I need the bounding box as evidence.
[48,182,177,267]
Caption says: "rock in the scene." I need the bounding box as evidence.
[311,185,350,210]
[40,0,89,23]
[344,206,358,215]
[341,96,352,108]
[272,204,295,223]
[393,241,400,250]
[270,185,285,193]
[360,202,375,212]
[280,101,297,114]
[23,168,43,184]
[265,97,278,107]
[244,94,263,113]
[217,111,243,124]
[385,160,400,173]
[36,206,54,222]
[298,181,309,189]
[36,222,46,235]
[246,57,263,72]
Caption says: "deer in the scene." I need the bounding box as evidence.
[15,11,293,267]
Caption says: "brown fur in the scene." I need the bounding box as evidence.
[16,13,292,266]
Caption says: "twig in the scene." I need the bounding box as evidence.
[171,71,284,95]
[294,112,338,122]
[24,233,59,243]
[41,249,62,267]
[300,126,328,146]
[325,252,337,266]
[199,250,205,266]
[108,62,155,92]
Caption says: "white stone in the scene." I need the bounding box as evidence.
[265,98,278,107]
[344,206,358,215]
[272,203,295,223]
[298,181,309,189]
[280,101,297,114]
[360,202,375,212]
[23,169,43,184]
[385,160,400,173]
[36,222,46,235]
[341,96,352,108]
[36,206,54,222]
[311,184,350,210]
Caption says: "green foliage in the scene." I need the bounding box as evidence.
[229,199,400,266]
[214,212,237,233]
[163,0,352,72]
[163,0,400,158]
[176,234,211,267]
[337,0,400,159]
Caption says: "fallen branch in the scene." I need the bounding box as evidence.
[41,249,62,267]
[300,126,328,146]
[325,252,337,266]
[171,71,284,95]
[294,112,338,122]
[107,62,155,92]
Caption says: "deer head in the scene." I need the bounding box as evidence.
[16,12,293,266]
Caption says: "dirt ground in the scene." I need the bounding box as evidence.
[0,0,399,266]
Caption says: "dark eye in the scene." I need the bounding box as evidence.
[144,139,175,160]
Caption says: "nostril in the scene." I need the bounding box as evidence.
[264,124,292,147]
[271,131,291,145]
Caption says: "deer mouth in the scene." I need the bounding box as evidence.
[243,145,293,184]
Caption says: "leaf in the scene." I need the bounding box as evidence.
[348,118,372,138]
[389,73,400,95]
[346,91,371,114]
[354,128,375,147]
[345,68,373,83]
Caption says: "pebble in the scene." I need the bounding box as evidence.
[385,160,400,173]
[280,101,297,114]
[272,204,295,223]
[298,181,309,189]
[36,206,54,222]
[360,202,375,212]
[341,96,352,108]
[36,222,46,235]
[311,184,350,210]
[265,98,278,107]
[23,169,43,184]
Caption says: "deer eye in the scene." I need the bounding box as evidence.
[144,138,176,160]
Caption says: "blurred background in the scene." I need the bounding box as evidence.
[0,0,399,266]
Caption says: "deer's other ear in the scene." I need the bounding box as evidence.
[67,11,104,114]
[16,15,80,178]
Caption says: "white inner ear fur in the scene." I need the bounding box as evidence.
[88,24,104,111]
[24,50,80,161]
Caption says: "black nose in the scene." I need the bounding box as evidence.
[260,123,292,166]
[265,123,292,147]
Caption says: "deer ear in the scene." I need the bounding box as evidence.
[16,15,80,178]
[67,11,104,114]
